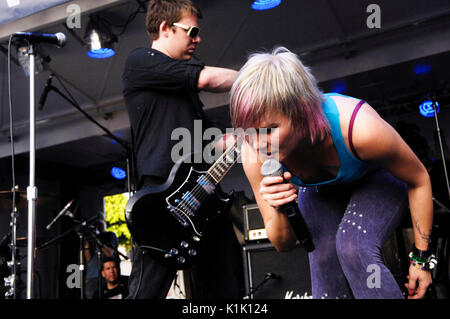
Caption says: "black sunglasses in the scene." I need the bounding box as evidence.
[173,22,200,38]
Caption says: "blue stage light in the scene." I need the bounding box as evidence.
[419,100,439,118]
[331,80,347,94]
[111,167,126,180]
[85,19,116,59]
[87,48,115,59]
[251,0,282,11]
[414,63,431,75]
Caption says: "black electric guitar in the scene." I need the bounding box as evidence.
[125,142,241,269]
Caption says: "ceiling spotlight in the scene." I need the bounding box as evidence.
[111,167,126,180]
[251,0,282,11]
[414,63,431,75]
[6,0,20,8]
[419,100,439,118]
[85,15,117,59]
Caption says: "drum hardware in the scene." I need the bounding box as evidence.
[3,185,20,299]
[6,29,135,297]
[0,185,60,299]
[0,189,55,210]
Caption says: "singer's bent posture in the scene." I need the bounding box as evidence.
[230,47,434,299]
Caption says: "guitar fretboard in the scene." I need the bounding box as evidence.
[207,142,241,183]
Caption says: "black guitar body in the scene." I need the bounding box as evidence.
[125,154,234,269]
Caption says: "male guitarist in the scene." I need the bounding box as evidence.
[122,0,242,298]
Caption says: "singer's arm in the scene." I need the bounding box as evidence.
[241,143,297,251]
[350,104,433,299]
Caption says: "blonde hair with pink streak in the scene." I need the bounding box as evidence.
[230,47,329,145]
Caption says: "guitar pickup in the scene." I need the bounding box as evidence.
[197,175,215,194]
[167,205,189,228]
[181,192,201,211]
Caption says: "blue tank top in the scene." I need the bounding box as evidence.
[283,93,372,187]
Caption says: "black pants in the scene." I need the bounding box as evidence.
[126,176,244,299]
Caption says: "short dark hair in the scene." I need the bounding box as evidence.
[145,0,202,41]
[102,256,119,270]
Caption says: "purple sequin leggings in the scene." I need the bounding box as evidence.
[298,168,408,299]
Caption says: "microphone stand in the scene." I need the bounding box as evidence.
[82,225,103,300]
[431,98,450,200]
[83,226,129,299]
[243,273,280,299]
[46,199,74,231]
[49,78,137,277]
[78,228,85,299]
[41,76,135,195]
[96,239,102,300]
[34,75,136,298]
[74,217,100,300]
[40,74,137,267]
[25,43,38,300]
[36,206,100,300]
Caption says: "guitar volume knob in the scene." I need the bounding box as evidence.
[177,256,186,264]
[180,241,189,248]
[188,249,197,256]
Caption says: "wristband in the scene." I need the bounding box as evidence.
[408,251,438,271]
[412,246,431,259]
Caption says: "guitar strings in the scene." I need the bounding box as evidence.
[176,148,234,212]
[172,145,241,222]
[187,145,240,202]
[182,144,238,203]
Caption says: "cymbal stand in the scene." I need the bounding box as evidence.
[5,186,19,299]
[78,228,85,299]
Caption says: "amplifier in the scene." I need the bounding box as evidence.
[242,242,312,299]
[243,201,298,242]
[242,203,267,242]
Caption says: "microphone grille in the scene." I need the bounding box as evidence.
[55,32,67,47]
[260,159,283,177]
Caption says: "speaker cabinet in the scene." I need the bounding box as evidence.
[242,242,312,299]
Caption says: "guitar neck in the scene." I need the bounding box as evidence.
[206,142,241,183]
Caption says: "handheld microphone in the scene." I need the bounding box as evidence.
[38,74,53,111]
[12,32,67,47]
[46,200,74,230]
[261,159,315,252]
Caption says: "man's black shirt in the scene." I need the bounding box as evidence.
[102,276,129,299]
[122,47,214,186]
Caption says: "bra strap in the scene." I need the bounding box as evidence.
[348,100,365,160]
